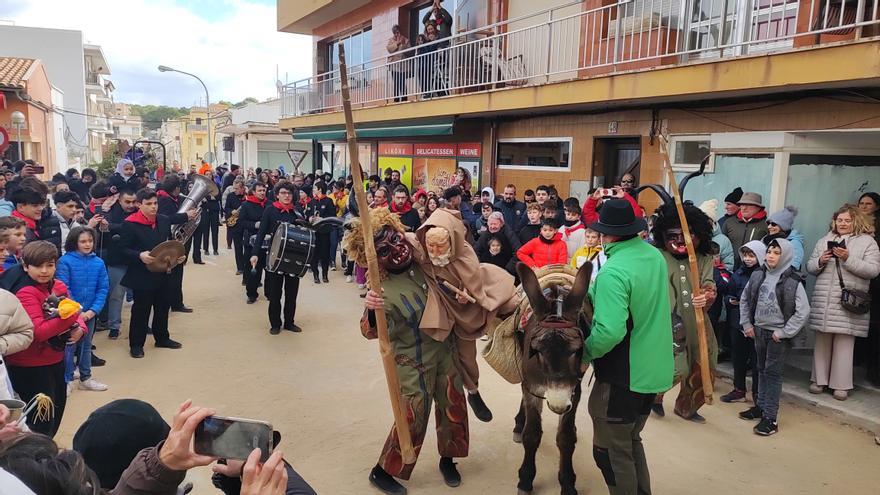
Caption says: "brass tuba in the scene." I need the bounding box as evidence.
[171,174,219,243]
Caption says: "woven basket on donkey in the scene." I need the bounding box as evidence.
[482,264,578,384]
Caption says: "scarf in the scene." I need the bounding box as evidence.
[563,222,585,237]
[88,198,102,214]
[390,200,413,214]
[372,199,388,209]
[245,195,266,207]
[156,189,178,205]
[12,210,37,233]
[298,197,312,209]
[273,201,294,213]
[126,211,157,229]
[737,209,767,223]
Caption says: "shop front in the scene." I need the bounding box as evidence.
[377,142,482,195]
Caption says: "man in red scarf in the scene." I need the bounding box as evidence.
[119,189,196,359]
[241,182,269,302]
[157,175,196,312]
[306,182,336,284]
[250,181,304,334]
[390,186,421,232]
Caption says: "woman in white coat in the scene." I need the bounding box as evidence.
[0,288,34,399]
[807,204,880,400]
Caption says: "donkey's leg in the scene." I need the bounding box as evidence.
[517,394,543,494]
[513,397,525,443]
[557,382,582,495]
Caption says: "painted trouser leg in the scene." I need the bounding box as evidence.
[378,333,468,480]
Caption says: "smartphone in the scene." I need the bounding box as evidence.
[194,415,273,462]
[32,165,45,174]
[599,188,614,198]
[827,240,846,251]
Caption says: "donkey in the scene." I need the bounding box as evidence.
[513,262,593,495]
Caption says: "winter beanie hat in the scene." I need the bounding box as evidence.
[724,187,743,204]
[768,205,798,231]
[698,199,718,222]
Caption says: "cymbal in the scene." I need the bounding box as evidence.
[147,240,185,273]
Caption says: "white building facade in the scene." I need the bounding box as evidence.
[216,99,311,173]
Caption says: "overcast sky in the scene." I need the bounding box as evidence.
[0,0,313,107]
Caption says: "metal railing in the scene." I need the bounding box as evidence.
[280,0,880,118]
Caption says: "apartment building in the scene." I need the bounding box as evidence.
[277,0,880,254]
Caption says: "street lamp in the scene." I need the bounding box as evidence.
[10,111,26,161]
[157,65,213,164]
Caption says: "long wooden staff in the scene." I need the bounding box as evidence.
[338,45,416,463]
[659,135,714,405]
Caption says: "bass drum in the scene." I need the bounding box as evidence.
[267,223,315,277]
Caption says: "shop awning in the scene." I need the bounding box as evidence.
[292,118,453,141]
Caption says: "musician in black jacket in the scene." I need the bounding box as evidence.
[250,181,302,335]
[95,188,139,340]
[225,178,246,276]
[201,171,222,256]
[120,189,197,358]
[157,176,194,313]
[241,182,268,301]
[306,182,336,284]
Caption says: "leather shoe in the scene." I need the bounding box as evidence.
[91,354,106,367]
[651,403,665,417]
[270,327,281,335]
[283,323,302,333]
[322,275,329,283]
[439,457,461,487]
[193,260,205,265]
[247,297,257,304]
[467,391,493,422]
[369,465,407,494]
[155,339,182,349]
[130,348,144,358]
[171,306,194,313]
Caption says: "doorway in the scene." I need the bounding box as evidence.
[592,137,641,188]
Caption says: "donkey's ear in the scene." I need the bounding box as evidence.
[563,262,593,321]
[517,262,549,318]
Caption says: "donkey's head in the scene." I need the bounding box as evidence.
[517,262,592,414]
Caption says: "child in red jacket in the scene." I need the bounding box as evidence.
[5,240,84,438]
[517,218,568,268]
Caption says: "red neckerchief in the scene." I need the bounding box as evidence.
[156,189,179,206]
[88,198,102,214]
[372,199,388,209]
[737,209,767,223]
[390,200,413,214]
[12,210,37,233]
[298,197,312,209]
[126,211,157,229]
[245,195,266,207]
[273,201,294,213]
[563,222,585,237]
[332,191,346,201]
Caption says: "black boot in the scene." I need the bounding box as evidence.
[467,391,492,422]
[313,273,321,284]
[369,465,407,494]
[322,273,329,283]
[439,457,461,487]
[651,402,665,417]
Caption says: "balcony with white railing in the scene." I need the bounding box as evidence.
[280,0,880,119]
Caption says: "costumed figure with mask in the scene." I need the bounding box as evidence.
[407,208,518,422]
[651,203,718,422]
[345,208,469,494]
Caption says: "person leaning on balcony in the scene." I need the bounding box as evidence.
[807,204,880,401]
[386,25,412,103]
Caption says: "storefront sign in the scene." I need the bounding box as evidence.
[414,144,456,157]
[457,143,481,157]
[378,143,413,156]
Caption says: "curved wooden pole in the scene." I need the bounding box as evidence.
[338,46,417,463]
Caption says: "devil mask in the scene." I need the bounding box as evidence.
[375,226,413,274]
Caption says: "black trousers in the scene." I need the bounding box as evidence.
[188,226,203,263]
[265,271,299,329]
[246,254,266,299]
[311,232,331,278]
[231,230,246,273]
[728,304,758,394]
[391,71,406,102]
[8,361,66,437]
[202,210,220,253]
[130,283,173,349]
[170,264,185,309]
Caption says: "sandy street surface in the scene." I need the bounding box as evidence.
[55,246,880,494]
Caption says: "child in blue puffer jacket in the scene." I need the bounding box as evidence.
[56,226,109,394]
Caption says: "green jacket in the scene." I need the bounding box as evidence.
[583,237,674,394]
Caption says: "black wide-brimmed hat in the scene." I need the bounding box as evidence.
[588,198,647,236]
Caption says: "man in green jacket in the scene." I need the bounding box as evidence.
[583,199,673,495]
